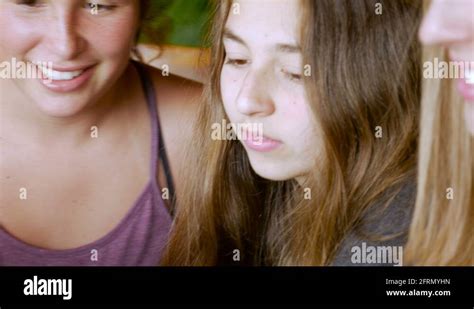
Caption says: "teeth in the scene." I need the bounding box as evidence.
[39,66,84,81]
[465,69,474,85]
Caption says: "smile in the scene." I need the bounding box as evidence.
[40,67,85,81]
[36,63,96,93]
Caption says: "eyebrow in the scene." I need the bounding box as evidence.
[223,28,301,54]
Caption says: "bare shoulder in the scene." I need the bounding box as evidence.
[144,63,202,125]
[140,63,204,188]
[142,61,204,130]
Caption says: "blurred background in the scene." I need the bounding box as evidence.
[140,0,212,47]
[136,0,212,82]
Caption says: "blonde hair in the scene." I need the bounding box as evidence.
[404,45,474,265]
[162,0,422,266]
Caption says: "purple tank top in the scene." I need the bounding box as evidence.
[0,61,172,266]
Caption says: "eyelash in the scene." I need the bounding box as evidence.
[16,0,44,7]
[224,58,248,67]
[16,0,116,12]
[86,2,116,12]
[224,57,302,83]
[282,69,302,82]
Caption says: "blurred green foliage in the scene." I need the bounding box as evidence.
[141,0,212,47]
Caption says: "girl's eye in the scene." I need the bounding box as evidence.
[86,2,116,13]
[15,0,115,11]
[16,0,44,7]
[282,69,302,82]
[224,58,249,67]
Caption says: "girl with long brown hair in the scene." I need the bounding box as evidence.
[163,0,422,266]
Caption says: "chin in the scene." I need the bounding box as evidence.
[34,96,90,118]
[247,156,302,182]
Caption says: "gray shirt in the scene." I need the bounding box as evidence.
[332,182,416,266]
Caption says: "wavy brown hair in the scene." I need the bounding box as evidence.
[162,0,422,266]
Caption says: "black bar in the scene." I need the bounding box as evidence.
[0,267,472,306]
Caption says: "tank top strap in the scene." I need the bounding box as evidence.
[132,61,176,212]
[133,60,160,182]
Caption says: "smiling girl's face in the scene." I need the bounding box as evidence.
[0,0,139,117]
[220,0,320,182]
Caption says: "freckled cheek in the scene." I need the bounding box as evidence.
[83,18,137,58]
[220,69,242,118]
[277,97,316,142]
[0,16,42,59]
[279,95,312,124]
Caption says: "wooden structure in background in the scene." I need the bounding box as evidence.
[136,44,210,83]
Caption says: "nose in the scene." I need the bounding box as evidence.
[419,1,468,46]
[46,9,85,60]
[235,67,275,117]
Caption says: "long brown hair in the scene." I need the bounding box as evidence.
[162,0,422,266]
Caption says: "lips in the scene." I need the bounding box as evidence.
[445,56,474,101]
[242,130,283,152]
[465,69,474,85]
[457,77,474,102]
[457,68,474,102]
[34,63,96,93]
